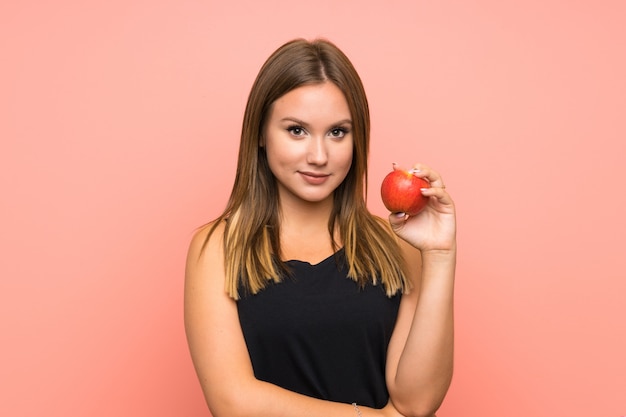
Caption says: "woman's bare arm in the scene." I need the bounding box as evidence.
[384,163,456,417]
[385,241,455,417]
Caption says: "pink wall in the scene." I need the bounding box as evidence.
[2,1,624,416]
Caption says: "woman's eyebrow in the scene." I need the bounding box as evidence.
[280,117,353,127]
[280,117,308,126]
[333,119,353,126]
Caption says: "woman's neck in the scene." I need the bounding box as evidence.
[277,196,341,263]
[278,193,334,230]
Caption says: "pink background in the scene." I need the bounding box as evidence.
[2,1,624,416]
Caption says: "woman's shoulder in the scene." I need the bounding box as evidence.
[187,219,226,266]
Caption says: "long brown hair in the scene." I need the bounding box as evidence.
[204,38,411,299]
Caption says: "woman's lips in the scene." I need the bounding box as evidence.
[299,171,330,185]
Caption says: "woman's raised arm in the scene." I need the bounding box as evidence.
[384,163,456,417]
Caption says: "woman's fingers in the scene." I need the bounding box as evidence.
[392,162,450,204]
[388,211,409,229]
[408,163,445,190]
[420,183,453,206]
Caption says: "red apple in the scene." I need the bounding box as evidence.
[380,168,430,215]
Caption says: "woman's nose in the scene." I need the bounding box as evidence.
[306,137,328,165]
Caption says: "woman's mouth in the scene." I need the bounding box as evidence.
[299,171,330,185]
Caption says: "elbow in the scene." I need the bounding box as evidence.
[206,396,248,417]
[203,381,256,417]
[391,390,446,417]
[394,403,441,417]
[389,372,453,417]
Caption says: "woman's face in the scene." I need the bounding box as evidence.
[263,82,353,208]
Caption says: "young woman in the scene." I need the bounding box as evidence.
[184,38,456,417]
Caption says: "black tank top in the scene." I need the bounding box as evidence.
[237,248,401,408]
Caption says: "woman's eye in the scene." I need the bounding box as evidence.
[330,128,347,138]
[287,126,305,136]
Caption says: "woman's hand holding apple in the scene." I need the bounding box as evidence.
[381,163,456,254]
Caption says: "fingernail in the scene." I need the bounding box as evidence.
[394,212,406,218]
